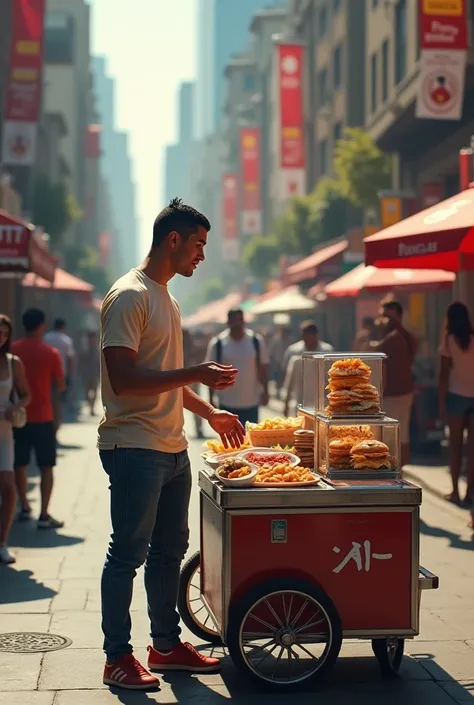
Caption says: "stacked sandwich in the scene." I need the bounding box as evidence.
[326,358,381,416]
[328,425,374,470]
[350,440,391,471]
[293,429,315,468]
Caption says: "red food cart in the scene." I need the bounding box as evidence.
[178,472,439,691]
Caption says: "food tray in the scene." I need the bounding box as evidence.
[322,469,399,481]
[254,474,321,488]
[239,448,300,467]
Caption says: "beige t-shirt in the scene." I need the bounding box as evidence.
[97,268,187,453]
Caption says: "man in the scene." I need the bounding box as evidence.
[283,322,333,416]
[352,316,376,352]
[268,324,291,399]
[99,198,244,690]
[282,321,333,379]
[206,309,269,427]
[182,328,204,438]
[79,330,100,416]
[44,318,75,430]
[12,308,66,529]
[372,300,417,467]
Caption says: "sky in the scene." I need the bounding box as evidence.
[90,0,197,258]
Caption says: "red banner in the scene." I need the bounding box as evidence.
[0,210,56,282]
[239,127,261,235]
[419,0,467,50]
[4,0,46,122]
[222,173,238,261]
[278,44,305,169]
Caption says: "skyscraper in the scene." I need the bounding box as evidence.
[194,0,285,140]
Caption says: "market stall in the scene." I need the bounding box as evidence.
[178,352,438,692]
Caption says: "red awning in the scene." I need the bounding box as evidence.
[0,210,57,282]
[324,263,455,298]
[286,240,348,284]
[181,292,243,328]
[364,187,474,272]
[22,268,93,293]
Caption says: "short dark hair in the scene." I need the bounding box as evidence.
[23,308,46,333]
[228,308,244,320]
[152,197,210,248]
[383,300,403,317]
[301,320,318,334]
[54,318,66,330]
[0,314,13,354]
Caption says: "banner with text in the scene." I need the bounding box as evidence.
[222,173,239,262]
[1,0,46,166]
[416,0,467,120]
[276,43,306,202]
[239,127,261,236]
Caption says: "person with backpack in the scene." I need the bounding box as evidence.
[207,308,269,427]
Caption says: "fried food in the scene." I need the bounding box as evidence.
[205,437,252,455]
[326,358,380,416]
[294,429,315,467]
[248,417,303,431]
[350,440,391,471]
[254,463,316,484]
[217,458,252,479]
[272,444,297,453]
[329,426,374,441]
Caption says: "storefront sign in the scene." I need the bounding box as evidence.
[239,127,261,236]
[1,0,46,166]
[416,49,466,120]
[0,212,56,281]
[275,43,306,201]
[419,0,467,50]
[221,173,239,262]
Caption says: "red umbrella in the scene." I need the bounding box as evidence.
[324,264,455,298]
[364,187,474,272]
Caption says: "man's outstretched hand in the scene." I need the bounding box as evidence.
[195,362,238,390]
[208,409,246,449]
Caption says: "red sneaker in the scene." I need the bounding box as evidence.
[147,642,220,673]
[103,653,160,690]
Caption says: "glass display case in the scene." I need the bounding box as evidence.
[315,415,401,481]
[300,352,324,414]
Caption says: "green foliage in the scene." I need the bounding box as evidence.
[63,243,112,297]
[334,127,392,210]
[201,277,226,304]
[242,235,279,281]
[32,174,82,246]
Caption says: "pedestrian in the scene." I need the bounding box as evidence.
[438,301,474,505]
[268,323,291,399]
[79,330,100,416]
[182,328,204,438]
[372,299,417,468]
[283,322,331,416]
[206,308,269,427]
[11,308,66,529]
[282,321,334,379]
[0,315,30,564]
[44,318,75,432]
[352,316,376,352]
[98,197,244,690]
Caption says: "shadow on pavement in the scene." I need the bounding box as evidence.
[9,522,84,550]
[420,519,474,551]
[0,567,57,604]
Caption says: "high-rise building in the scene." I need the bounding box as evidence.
[194,0,285,141]
[163,81,195,205]
[92,56,138,275]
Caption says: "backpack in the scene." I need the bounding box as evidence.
[215,334,261,368]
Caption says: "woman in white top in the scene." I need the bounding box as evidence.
[0,314,30,564]
[439,302,474,505]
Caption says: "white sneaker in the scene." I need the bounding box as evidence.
[0,546,16,564]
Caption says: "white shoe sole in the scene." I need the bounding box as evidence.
[103,678,159,690]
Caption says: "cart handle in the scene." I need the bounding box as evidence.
[419,566,439,590]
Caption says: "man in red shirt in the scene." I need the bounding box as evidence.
[12,308,66,529]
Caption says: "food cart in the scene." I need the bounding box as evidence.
[178,353,439,692]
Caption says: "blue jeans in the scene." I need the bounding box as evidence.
[100,448,191,662]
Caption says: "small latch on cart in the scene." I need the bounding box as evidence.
[271,520,287,544]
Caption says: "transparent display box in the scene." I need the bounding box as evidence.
[315,415,401,481]
[300,352,324,414]
[314,352,386,418]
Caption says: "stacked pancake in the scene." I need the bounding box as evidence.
[351,440,391,471]
[328,438,354,470]
[326,358,381,416]
[293,429,315,468]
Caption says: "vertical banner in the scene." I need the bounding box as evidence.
[239,127,261,236]
[1,0,46,166]
[221,173,239,262]
[416,0,467,120]
[275,43,306,202]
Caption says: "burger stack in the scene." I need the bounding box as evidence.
[350,440,391,471]
[326,358,381,416]
[294,429,315,468]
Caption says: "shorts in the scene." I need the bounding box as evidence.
[446,392,474,418]
[384,393,414,445]
[14,421,57,468]
[0,421,14,471]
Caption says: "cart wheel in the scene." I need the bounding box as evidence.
[177,551,223,646]
[371,637,404,679]
[227,578,342,691]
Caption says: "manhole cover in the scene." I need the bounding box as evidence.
[0,632,72,653]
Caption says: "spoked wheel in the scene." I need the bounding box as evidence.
[177,551,223,646]
[227,578,342,692]
[372,637,404,679]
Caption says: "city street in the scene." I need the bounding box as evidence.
[1,413,474,705]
